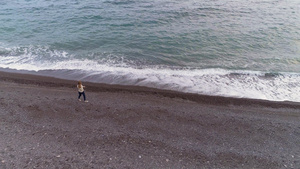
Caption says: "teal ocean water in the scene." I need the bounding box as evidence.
[1,0,300,102]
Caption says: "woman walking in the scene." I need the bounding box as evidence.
[77,81,88,102]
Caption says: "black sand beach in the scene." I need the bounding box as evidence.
[0,71,299,168]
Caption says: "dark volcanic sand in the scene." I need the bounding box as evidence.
[0,71,299,169]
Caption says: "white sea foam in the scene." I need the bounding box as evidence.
[0,58,299,102]
[1,46,300,102]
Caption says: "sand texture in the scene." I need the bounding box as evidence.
[0,71,299,169]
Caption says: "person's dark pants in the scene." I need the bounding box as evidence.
[78,91,86,101]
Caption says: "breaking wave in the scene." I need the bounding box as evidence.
[1,45,299,102]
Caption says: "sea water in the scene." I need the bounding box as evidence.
[0,0,300,102]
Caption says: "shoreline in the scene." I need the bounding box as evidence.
[0,70,299,168]
[0,69,299,108]
[1,67,299,104]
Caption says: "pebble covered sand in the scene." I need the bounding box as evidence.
[0,71,299,168]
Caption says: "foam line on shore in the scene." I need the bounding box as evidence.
[0,70,299,109]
